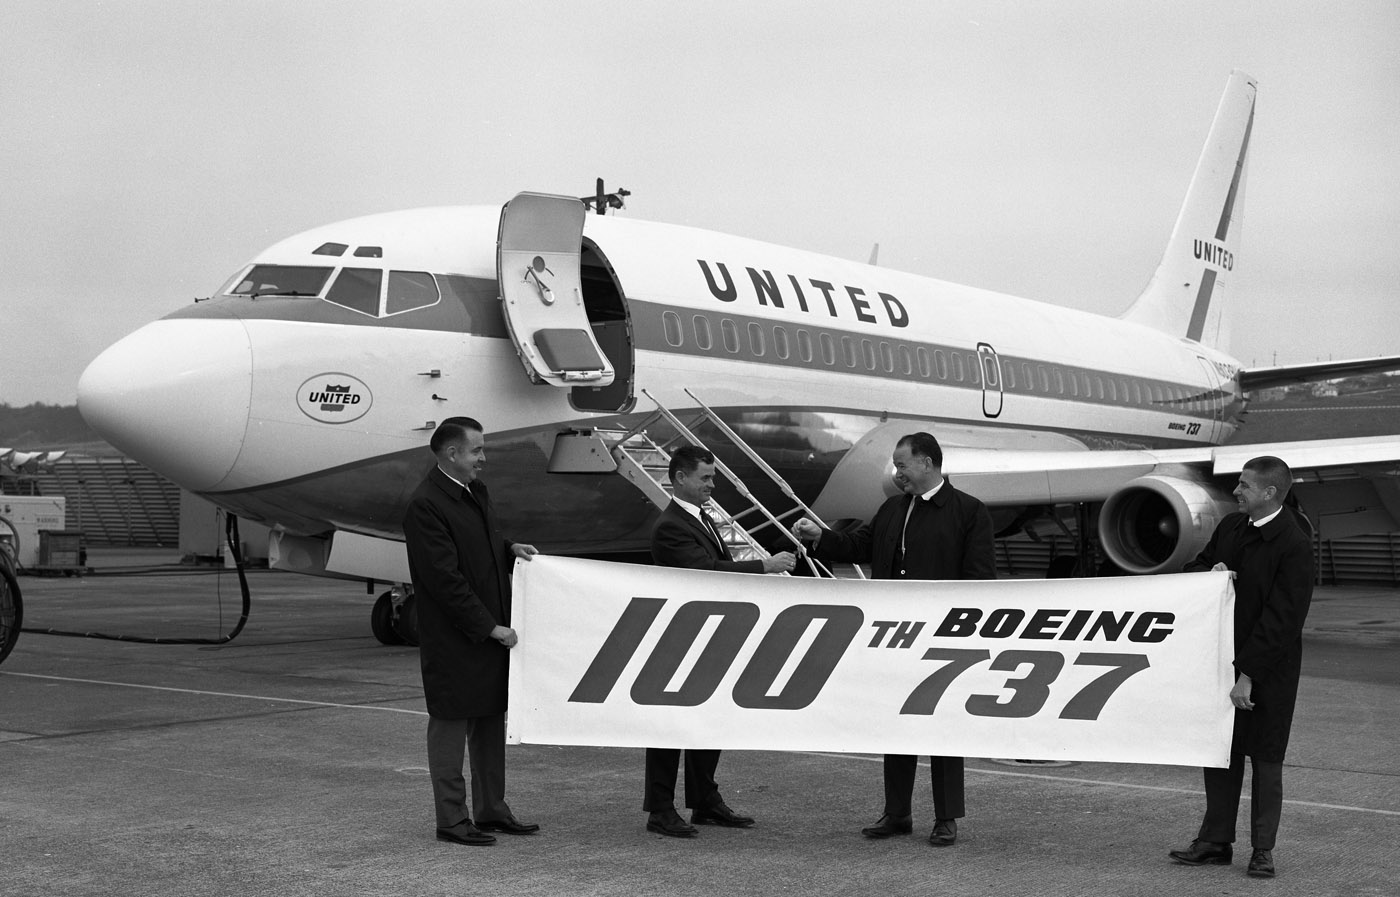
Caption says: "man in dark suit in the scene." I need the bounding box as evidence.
[793,431,995,847]
[1169,455,1314,879]
[644,444,796,838]
[403,417,539,847]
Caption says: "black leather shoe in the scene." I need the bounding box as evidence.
[435,821,496,846]
[1247,849,1275,878]
[928,818,958,846]
[861,814,913,838]
[647,809,698,838]
[691,800,755,828]
[1168,839,1232,865]
[477,815,540,835]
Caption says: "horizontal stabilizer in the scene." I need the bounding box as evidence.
[1238,355,1400,392]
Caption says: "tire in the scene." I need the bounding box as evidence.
[371,591,405,646]
[392,592,419,647]
[0,565,21,666]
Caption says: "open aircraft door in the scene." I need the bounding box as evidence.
[497,192,615,387]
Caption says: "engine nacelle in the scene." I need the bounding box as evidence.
[1099,475,1235,575]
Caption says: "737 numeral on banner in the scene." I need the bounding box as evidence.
[567,598,1151,720]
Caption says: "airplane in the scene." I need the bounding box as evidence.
[76,70,1400,641]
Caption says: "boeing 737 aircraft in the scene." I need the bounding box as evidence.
[77,71,1400,638]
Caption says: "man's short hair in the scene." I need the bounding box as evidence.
[669,444,715,481]
[430,416,483,454]
[896,432,943,468]
[1243,455,1293,499]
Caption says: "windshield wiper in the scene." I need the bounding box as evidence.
[247,289,321,299]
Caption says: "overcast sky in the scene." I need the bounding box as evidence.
[2,0,1397,405]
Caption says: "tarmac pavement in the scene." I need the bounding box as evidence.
[2,549,1397,897]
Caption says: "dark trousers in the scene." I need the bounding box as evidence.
[427,714,509,829]
[643,748,721,811]
[1198,752,1284,850]
[882,755,965,820]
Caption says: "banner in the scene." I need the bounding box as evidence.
[508,557,1236,768]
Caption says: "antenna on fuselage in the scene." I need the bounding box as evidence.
[580,177,630,214]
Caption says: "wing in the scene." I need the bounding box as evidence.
[812,428,1400,576]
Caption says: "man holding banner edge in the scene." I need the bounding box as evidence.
[794,431,996,847]
[1169,456,1314,880]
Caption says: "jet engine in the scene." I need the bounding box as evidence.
[1099,475,1236,575]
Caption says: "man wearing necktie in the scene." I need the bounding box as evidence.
[793,431,995,847]
[403,417,540,847]
[644,444,797,838]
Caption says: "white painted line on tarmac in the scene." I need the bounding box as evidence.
[800,751,1400,817]
[7,672,1398,818]
[1,671,427,715]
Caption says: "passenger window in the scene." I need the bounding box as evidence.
[934,350,948,380]
[797,329,813,363]
[819,333,836,365]
[325,267,382,316]
[693,315,713,350]
[879,341,894,373]
[898,345,913,375]
[917,347,931,378]
[385,270,439,315]
[662,311,683,347]
[748,322,766,357]
[952,353,965,382]
[841,336,858,368]
[721,319,740,353]
[772,326,789,360]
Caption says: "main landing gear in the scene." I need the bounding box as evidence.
[371,586,419,646]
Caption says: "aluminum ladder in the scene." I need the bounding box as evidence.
[604,389,864,579]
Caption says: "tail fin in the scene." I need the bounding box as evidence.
[1121,70,1257,350]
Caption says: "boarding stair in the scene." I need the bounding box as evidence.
[599,389,865,579]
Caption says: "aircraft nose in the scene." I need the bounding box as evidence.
[78,319,252,492]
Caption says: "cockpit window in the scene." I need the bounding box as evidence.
[313,242,348,256]
[229,265,332,298]
[437,274,509,337]
[385,271,439,315]
[324,267,383,316]
[353,246,383,258]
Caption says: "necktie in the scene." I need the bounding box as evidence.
[702,511,726,550]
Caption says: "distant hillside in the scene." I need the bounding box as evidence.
[0,403,112,453]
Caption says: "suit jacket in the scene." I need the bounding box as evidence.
[403,466,516,719]
[1185,508,1314,761]
[650,500,765,573]
[812,481,997,581]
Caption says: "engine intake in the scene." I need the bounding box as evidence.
[1099,475,1235,575]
